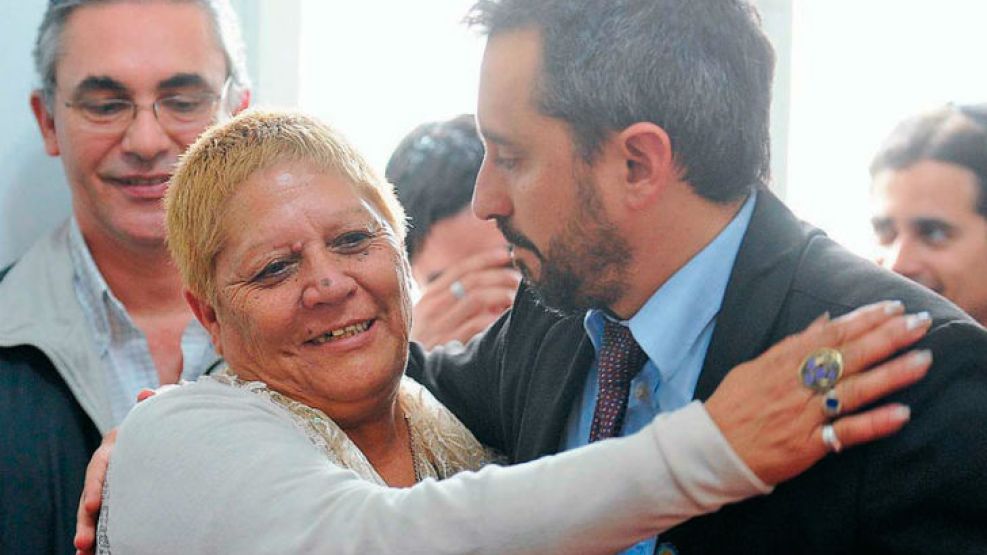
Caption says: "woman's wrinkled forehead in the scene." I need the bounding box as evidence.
[270,162,397,233]
[216,164,400,256]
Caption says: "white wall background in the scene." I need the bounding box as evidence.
[0,0,70,269]
[297,0,482,172]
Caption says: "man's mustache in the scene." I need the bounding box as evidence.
[495,217,542,259]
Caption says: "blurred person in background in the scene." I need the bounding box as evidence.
[386,115,519,348]
[870,104,987,326]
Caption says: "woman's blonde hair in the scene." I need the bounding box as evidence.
[166,110,407,302]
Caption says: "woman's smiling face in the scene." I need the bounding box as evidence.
[192,159,412,424]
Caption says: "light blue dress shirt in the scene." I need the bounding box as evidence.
[562,192,756,555]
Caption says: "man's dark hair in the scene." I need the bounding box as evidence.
[870,104,987,220]
[467,0,775,203]
[386,115,485,260]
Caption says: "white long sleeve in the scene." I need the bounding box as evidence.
[103,379,770,554]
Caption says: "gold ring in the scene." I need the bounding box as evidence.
[799,348,844,393]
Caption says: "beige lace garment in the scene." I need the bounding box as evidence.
[210,368,496,484]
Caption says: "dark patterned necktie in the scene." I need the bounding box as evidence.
[589,320,649,442]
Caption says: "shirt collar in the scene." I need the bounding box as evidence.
[68,217,125,354]
[584,191,757,381]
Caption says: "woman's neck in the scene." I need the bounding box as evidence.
[342,402,417,487]
[233,369,420,487]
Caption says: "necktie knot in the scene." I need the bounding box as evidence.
[589,320,648,442]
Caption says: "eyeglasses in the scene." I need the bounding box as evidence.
[63,78,231,135]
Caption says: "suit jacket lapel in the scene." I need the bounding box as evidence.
[695,190,820,400]
[515,325,596,461]
[513,190,822,457]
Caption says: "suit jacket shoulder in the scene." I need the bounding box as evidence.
[413,190,987,553]
[664,191,987,554]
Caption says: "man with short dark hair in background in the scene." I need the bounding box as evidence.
[387,114,519,348]
[0,1,249,552]
[870,104,987,326]
[409,1,987,553]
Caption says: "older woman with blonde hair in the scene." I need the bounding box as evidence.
[95,110,929,554]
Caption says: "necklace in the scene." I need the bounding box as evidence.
[215,369,465,485]
[405,413,423,482]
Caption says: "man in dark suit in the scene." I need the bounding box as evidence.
[407,0,987,552]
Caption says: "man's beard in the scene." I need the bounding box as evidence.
[497,172,632,317]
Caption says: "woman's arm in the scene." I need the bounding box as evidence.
[92,302,929,554]
[102,383,761,555]
[103,303,929,554]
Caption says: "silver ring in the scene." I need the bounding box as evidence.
[822,424,843,453]
[822,389,841,419]
[449,280,467,300]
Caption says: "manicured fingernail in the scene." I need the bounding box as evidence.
[905,312,931,330]
[909,350,932,368]
[893,405,911,422]
[883,300,904,315]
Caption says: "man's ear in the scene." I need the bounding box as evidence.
[185,290,223,356]
[30,90,61,157]
[616,122,678,209]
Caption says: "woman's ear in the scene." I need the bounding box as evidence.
[185,290,223,355]
[617,122,677,209]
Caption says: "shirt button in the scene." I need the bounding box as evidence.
[634,383,650,401]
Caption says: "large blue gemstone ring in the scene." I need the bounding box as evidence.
[799,348,844,393]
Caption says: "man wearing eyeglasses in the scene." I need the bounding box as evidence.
[870,104,987,327]
[0,1,249,553]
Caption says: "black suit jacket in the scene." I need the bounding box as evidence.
[408,191,987,554]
